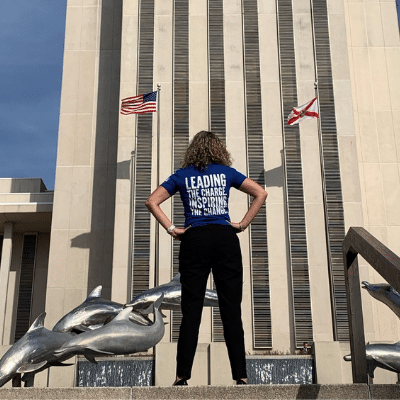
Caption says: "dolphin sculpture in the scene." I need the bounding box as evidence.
[362,281,400,319]
[344,341,400,378]
[126,273,219,311]
[0,313,74,387]
[52,285,151,333]
[53,295,165,362]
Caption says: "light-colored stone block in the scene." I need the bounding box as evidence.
[365,3,384,47]
[375,111,397,163]
[352,47,374,113]
[347,3,368,47]
[381,2,400,47]
[77,51,97,114]
[362,163,386,226]
[189,15,208,83]
[357,112,379,163]
[189,0,207,16]
[64,6,83,51]
[333,80,355,136]
[330,15,351,81]
[73,114,93,166]
[293,14,315,83]
[338,135,362,203]
[314,341,344,384]
[155,342,209,386]
[59,51,81,114]
[123,0,138,16]
[261,82,282,137]
[224,15,244,83]
[385,47,400,111]
[80,5,99,50]
[382,164,400,226]
[259,14,279,83]
[48,357,77,388]
[209,343,234,386]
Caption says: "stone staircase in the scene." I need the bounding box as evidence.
[0,384,399,399]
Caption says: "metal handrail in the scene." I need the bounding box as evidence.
[343,227,400,383]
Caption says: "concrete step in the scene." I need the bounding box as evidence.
[0,384,399,400]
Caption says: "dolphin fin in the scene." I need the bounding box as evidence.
[141,303,154,316]
[17,361,47,374]
[112,306,133,322]
[86,285,102,301]
[154,294,164,311]
[84,355,98,364]
[27,313,46,332]
[141,294,165,316]
[172,273,181,282]
[85,346,114,356]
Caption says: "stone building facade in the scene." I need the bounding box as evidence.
[0,0,400,387]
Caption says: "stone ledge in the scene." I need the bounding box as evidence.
[0,384,385,400]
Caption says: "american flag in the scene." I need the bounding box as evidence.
[287,97,319,125]
[121,91,157,115]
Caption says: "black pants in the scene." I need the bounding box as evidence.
[176,225,247,381]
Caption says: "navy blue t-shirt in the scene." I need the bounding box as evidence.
[161,164,246,228]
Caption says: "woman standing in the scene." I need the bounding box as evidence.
[146,131,268,386]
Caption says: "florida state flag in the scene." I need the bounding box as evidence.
[287,97,319,125]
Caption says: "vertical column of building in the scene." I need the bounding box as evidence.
[130,0,156,298]
[308,0,348,341]
[171,0,189,342]
[276,0,313,348]
[258,1,292,352]
[208,0,226,342]
[47,0,122,337]
[46,0,102,328]
[112,1,139,304]
[222,0,251,353]
[0,223,13,344]
[242,0,272,349]
[153,0,174,341]
[292,1,333,345]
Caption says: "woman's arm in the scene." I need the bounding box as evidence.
[145,186,186,240]
[230,178,268,232]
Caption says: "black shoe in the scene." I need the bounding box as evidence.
[236,379,247,385]
[173,378,188,386]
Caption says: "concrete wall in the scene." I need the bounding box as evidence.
[46,0,122,333]
[344,0,400,343]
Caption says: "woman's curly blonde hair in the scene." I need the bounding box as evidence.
[181,131,232,170]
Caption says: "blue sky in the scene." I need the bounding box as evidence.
[0,1,67,190]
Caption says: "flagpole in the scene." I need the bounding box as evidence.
[154,84,161,288]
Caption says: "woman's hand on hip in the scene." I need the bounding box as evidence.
[169,227,187,241]
[230,222,244,233]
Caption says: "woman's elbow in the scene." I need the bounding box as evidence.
[145,198,153,211]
